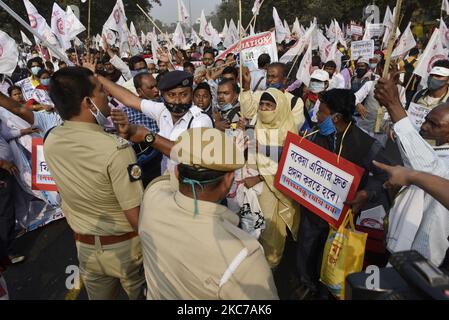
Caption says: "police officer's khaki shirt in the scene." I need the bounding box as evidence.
[44,121,143,236]
[139,178,279,300]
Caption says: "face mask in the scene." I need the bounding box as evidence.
[32,54,39,58]
[319,115,337,136]
[89,98,109,127]
[40,78,50,86]
[31,67,41,76]
[268,82,284,90]
[369,63,377,70]
[309,81,325,94]
[220,103,233,113]
[427,77,448,91]
[259,110,277,124]
[131,68,148,78]
[164,101,192,114]
[356,68,369,78]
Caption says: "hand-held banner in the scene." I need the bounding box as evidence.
[274,132,364,229]
[32,138,58,192]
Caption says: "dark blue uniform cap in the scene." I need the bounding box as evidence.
[157,70,193,92]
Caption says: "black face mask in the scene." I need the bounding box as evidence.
[356,68,368,78]
[164,101,192,114]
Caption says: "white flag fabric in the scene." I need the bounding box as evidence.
[151,33,160,64]
[141,30,146,46]
[439,19,449,49]
[250,24,255,36]
[128,22,142,56]
[177,0,190,24]
[103,26,117,46]
[273,7,287,43]
[190,28,201,45]
[66,5,86,40]
[317,30,332,62]
[172,22,186,49]
[383,6,393,27]
[252,0,262,16]
[0,30,19,77]
[199,10,209,40]
[391,23,416,58]
[283,20,291,40]
[327,20,335,40]
[104,0,127,46]
[363,22,373,40]
[74,37,83,47]
[208,21,221,47]
[292,18,303,38]
[224,19,238,48]
[414,28,449,87]
[20,30,33,46]
[280,23,316,63]
[333,20,347,49]
[296,38,313,86]
[326,41,343,72]
[222,20,228,36]
[51,3,71,50]
[443,0,449,15]
[23,0,57,46]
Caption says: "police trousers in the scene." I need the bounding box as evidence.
[75,235,145,300]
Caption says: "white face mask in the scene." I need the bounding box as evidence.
[88,98,109,127]
[309,81,325,94]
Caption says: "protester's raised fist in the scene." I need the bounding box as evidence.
[241,66,251,91]
[374,77,401,109]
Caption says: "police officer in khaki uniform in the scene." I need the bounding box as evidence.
[138,127,278,300]
[44,67,145,300]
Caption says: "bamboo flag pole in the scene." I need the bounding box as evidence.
[374,0,403,133]
[244,0,265,33]
[239,0,243,91]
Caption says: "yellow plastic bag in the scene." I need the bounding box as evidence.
[320,210,368,300]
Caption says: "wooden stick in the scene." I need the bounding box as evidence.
[374,0,403,134]
[244,0,265,33]
[239,0,243,91]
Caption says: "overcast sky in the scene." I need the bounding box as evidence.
[149,0,221,24]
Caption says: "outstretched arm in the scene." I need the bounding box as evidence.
[0,92,34,125]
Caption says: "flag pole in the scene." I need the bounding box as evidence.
[245,0,265,33]
[374,0,403,133]
[0,0,70,64]
[239,0,243,91]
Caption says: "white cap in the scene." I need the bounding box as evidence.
[357,57,369,65]
[145,58,155,65]
[311,69,330,82]
[430,66,449,77]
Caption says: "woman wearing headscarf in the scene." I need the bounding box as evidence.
[294,89,391,299]
[241,88,300,268]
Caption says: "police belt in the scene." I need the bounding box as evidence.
[74,231,138,246]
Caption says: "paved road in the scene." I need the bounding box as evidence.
[3,219,299,300]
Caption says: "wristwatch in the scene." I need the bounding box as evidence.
[144,132,156,146]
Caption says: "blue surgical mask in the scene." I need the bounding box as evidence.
[369,63,378,70]
[40,78,50,86]
[131,68,148,78]
[31,66,41,76]
[319,115,337,136]
[268,82,284,90]
[89,98,109,127]
[220,103,233,113]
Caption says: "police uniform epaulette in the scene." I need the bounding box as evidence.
[220,217,260,255]
[107,133,130,150]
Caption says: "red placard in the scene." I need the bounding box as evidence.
[31,138,58,192]
[274,132,365,229]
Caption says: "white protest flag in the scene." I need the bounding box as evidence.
[23,0,55,45]
[21,30,33,46]
[191,28,201,45]
[104,0,127,46]
[296,38,313,86]
[250,24,255,36]
[140,30,146,46]
[222,20,228,36]
[334,20,347,49]
[128,22,142,55]
[284,20,291,39]
[273,7,287,43]
[383,6,393,27]
[151,33,160,64]
[382,6,400,49]
[209,21,221,47]
[172,22,186,49]
[439,19,449,48]
[224,19,238,48]
[199,10,209,40]
[51,3,71,50]
[74,36,83,47]
[292,18,303,37]
[252,0,262,16]
[317,30,332,62]
[363,22,373,40]
[0,30,19,76]
[326,41,343,72]
[280,23,316,63]
[443,0,449,15]
[103,26,117,46]
[66,5,86,40]
[327,20,335,40]
[391,23,416,58]
[414,28,448,87]
[177,0,189,24]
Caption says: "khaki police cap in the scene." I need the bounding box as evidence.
[173,128,245,172]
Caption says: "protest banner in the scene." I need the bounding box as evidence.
[274,132,364,229]
[407,102,431,130]
[350,24,364,37]
[32,138,58,192]
[351,39,375,61]
[367,23,384,37]
[216,31,278,71]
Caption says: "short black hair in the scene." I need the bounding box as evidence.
[203,48,215,57]
[133,72,152,90]
[268,62,288,78]
[58,60,67,67]
[319,89,356,122]
[222,66,239,80]
[409,48,420,57]
[258,53,271,69]
[226,53,235,59]
[45,61,54,70]
[128,55,146,71]
[432,59,449,69]
[37,68,50,78]
[27,57,43,70]
[49,67,96,120]
[183,62,195,70]
[194,82,212,97]
[324,61,337,69]
[312,55,322,67]
[218,78,240,94]
[7,85,22,97]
